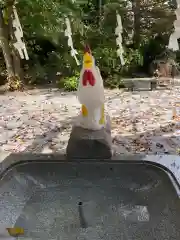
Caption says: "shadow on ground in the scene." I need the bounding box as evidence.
[21,116,76,153]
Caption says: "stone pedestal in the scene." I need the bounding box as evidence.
[66,115,112,160]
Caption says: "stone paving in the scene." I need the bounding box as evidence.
[0,87,180,155]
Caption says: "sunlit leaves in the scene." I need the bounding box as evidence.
[15,0,84,43]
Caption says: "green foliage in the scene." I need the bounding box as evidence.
[58,72,79,91]
[93,47,119,77]
[17,0,84,43]
[7,75,24,91]
[0,0,177,89]
[105,74,125,89]
[122,48,144,76]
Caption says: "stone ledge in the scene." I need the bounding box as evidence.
[1,152,180,198]
[66,126,112,160]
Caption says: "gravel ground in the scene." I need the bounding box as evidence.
[0,87,179,155]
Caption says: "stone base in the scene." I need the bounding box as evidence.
[66,126,112,160]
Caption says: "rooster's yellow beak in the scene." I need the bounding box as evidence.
[83,52,93,69]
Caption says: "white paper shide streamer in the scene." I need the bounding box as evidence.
[115,12,125,65]
[64,17,79,65]
[12,6,29,60]
[168,0,180,51]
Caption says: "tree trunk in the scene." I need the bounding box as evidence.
[0,0,24,91]
[132,0,141,48]
[0,8,15,79]
[7,4,23,81]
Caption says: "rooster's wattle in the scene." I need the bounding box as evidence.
[82,70,95,86]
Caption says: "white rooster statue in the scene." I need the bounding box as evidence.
[75,45,106,130]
